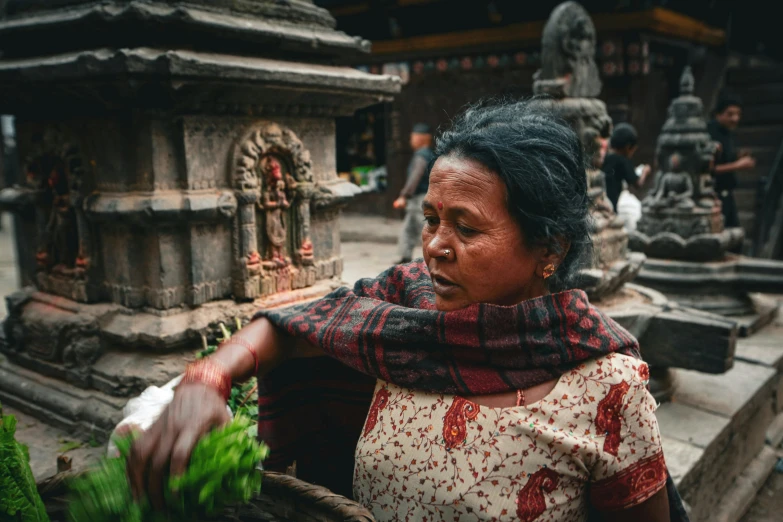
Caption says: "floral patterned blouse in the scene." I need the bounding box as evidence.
[353,353,667,522]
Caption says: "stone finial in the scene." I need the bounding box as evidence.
[680,66,695,96]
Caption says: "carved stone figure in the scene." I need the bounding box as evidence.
[533,1,602,98]
[645,153,695,211]
[260,155,291,268]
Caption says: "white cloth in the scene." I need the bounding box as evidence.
[617,189,642,232]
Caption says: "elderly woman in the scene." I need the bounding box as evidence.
[129,100,682,522]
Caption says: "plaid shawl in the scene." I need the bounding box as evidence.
[256,260,688,520]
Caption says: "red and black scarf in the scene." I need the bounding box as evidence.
[256,261,687,520]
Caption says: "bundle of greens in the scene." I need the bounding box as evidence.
[0,403,50,522]
[67,416,268,522]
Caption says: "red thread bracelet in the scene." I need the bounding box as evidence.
[221,335,259,375]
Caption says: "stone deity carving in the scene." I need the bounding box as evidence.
[645,153,695,211]
[533,1,602,98]
[259,155,291,268]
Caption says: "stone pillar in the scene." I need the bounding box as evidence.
[0,0,399,437]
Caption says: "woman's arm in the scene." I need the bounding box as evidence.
[127,317,323,508]
[600,487,670,522]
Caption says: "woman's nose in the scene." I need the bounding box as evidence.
[424,228,453,259]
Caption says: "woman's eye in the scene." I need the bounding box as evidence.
[457,224,477,236]
[424,216,439,227]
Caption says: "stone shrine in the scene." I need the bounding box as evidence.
[630,66,783,333]
[0,0,399,437]
[530,2,737,401]
[631,66,743,261]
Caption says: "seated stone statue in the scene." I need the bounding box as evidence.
[644,153,695,211]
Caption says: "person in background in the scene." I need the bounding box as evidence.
[602,123,651,212]
[393,123,435,263]
[708,94,756,235]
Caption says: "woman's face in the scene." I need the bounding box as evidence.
[422,155,558,312]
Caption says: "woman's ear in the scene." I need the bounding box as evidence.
[536,239,570,279]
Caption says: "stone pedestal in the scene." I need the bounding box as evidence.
[630,66,783,333]
[0,0,399,437]
[530,2,737,399]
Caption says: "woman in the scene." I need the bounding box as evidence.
[129,100,682,521]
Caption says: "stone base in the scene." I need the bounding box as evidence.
[633,255,783,324]
[630,222,743,262]
[577,252,645,301]
[0,278,342,436]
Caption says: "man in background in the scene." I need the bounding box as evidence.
[393,123,434,264]
[601,123,650,212]
[708,94,756,234]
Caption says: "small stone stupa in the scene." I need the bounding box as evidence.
[630,66,783,333]
[0,0,399,437]
[631,66,743,261]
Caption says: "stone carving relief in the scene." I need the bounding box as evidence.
[232,123,316,299]
[21,128,94,301]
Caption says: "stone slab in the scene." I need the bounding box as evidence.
[672,361,776,421]
[661,435,704,490]
[766,411,783,448]
[736,327,783,371]
[656,401,731,449]
[665,361,777,522]
[0,356,126,440]
[710,445,778,522]
[5,405,105,482]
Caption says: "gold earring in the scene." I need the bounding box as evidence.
[543,264,556,279]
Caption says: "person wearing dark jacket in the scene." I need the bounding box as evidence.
[393,123,435,263]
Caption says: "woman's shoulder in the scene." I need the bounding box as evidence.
[569,352,650,387]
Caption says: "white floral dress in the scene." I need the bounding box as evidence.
[353,353,667,522]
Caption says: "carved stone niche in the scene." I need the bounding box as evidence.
[232,123,318,300]
[15,126,97,302]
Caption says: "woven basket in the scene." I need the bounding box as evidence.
[37,470,375,522]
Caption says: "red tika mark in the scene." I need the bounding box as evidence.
[437,201,444,210]
[363,388,390,436]
[516,468,561,522]
[595,380,630,456]
[442,397,479,449]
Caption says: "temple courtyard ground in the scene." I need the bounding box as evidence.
[1,211,782,520]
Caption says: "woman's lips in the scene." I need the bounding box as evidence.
[430,274,459,296]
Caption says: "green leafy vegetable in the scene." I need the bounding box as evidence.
[67,416,268,522]
[0,402,50,522]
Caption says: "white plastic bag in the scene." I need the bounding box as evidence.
[617,189,642,233]
[107,374,232,457]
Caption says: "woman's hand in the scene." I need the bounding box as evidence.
[127,383,231,510]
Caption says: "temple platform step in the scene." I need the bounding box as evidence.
[0,356,127,441]
[659,317,783,522]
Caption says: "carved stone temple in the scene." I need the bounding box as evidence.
[531,2,737,400]
[630,66,783,334]
[0,0,399,437]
